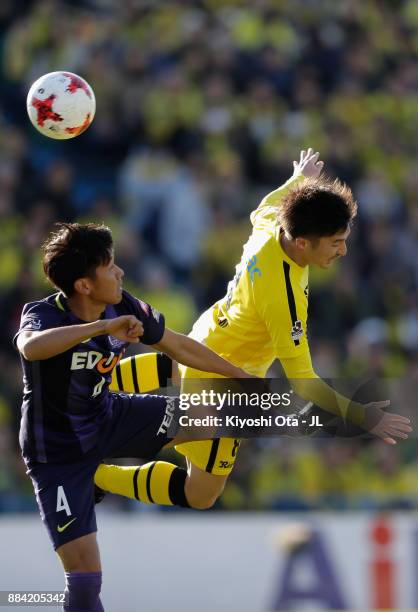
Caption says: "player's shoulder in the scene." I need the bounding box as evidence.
[18,294,66,337]
[248,226,282,262]
[21,293,65,317]
[115,290,165,345]
[115,289,158,320]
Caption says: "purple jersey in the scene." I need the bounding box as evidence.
[14,290,165,464]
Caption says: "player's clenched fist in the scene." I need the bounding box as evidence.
[103,315,144,343]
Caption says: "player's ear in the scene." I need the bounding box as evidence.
[74,277,91,295]
[295,236,308,252]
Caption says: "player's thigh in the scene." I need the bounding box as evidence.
[176,368,242,474]
[102,393,177,458]
[26,459,99,553]
[57,532,101,573]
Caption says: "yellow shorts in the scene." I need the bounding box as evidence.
[175,438,241,475]
[175,365,241,475]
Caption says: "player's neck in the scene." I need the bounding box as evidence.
[280,233,308,267]
[66,294,106,322]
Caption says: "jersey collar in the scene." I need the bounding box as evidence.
[277,228,306,275]
[55,292,67,311]
[54,292,111,322]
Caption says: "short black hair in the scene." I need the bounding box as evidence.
[42,223,113,296]
[278,177,357,239]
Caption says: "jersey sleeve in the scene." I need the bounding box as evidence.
[251,240,311,360]
[120,290,165,345]
[250,174,304,231]
[280,352,366,425]
[13,301,64,349]
[280,352,317,378]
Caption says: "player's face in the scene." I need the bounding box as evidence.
[306,227,350,268]
[89,256,124,304]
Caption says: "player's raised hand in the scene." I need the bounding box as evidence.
[292,148,324,179]
[104,315,144,343]
[365,400,412,445]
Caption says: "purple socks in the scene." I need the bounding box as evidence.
[63,571,104,611]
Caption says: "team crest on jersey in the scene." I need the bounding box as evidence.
[108,335,125,349]
[291,320,304,342]
[247,256,261,283]
[23,315,42,330]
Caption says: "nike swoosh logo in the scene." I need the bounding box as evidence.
[57,517,77,533]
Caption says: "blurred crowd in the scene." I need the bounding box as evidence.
[1,0,418,512]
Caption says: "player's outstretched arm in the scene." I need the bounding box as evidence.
[17,315,143,361]
[294,379,412,445]
[281,354,412,445]
[152,328,253,378]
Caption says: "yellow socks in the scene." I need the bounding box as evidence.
[94,461,190,507]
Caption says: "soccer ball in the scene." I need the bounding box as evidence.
[26,71,96,140]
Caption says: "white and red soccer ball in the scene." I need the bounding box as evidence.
[26,71,96,140]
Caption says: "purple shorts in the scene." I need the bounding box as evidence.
[26,393,177,550]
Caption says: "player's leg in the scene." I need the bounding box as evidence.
[173,364,242,507]
[184,459,227,509]
[26,460,104,611]
[173,437,241,508]
[95,454,227,511]
[57,534,103,612]
[109,352,173,394]
[94,438,239,510]
[96,393,192,508]
[57,533,101,572]
[99,365,242,509]
[95,458,190,508]
[101,353,190,506]
[96,390,240,510]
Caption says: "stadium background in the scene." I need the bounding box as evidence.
[0,1,418,610]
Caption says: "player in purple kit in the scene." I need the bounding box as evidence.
[14,222,251,612]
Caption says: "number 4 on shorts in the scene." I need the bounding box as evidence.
[56,485,72,516]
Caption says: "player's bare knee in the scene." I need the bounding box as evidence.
[186,490,220,510]
[184,474,226,509]
[57,534,101,573]
[63,558,101,573]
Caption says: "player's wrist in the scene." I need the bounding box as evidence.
[88,319,108,338]
[349,402,386,433]
[362,405,383,431]
[345,401,366,426]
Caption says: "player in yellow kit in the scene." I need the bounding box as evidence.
[95,149,411,510]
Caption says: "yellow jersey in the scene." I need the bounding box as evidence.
[189,175,312,377]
